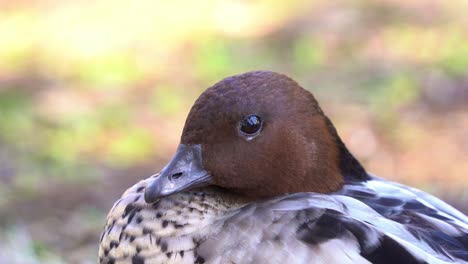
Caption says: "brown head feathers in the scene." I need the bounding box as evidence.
[180,71,367,199]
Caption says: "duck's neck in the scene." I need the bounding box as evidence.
[100,181,247,263]
[324,116,369,182]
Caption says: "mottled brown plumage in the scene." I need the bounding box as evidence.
[99,176,245,264]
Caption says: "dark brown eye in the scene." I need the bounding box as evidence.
[239,114,262,135]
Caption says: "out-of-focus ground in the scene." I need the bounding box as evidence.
[0,0,467,263]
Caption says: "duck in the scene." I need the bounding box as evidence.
[98,71,468,264]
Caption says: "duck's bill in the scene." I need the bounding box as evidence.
[144,144,213,203]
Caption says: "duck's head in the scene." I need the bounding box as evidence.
[145,71,367,203]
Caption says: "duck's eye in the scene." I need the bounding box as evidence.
[239,114,262,136]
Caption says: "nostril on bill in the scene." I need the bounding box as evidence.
[172,172,183,179]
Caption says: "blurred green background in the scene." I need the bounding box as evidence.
[0,0,467,263]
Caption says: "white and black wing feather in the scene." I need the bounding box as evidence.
[338,176,468,263]
[198,192,465,264]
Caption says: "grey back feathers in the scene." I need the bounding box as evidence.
[99,175,468,264]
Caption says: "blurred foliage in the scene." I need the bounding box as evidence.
[0,227,64,264]
[0,0,467,263]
